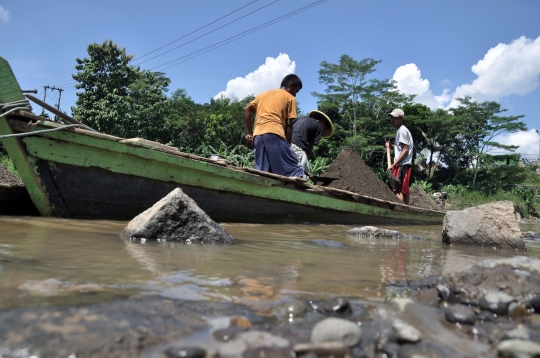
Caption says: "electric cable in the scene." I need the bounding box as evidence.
[135,0,279,65]
[152,0,328,71]
[135,0,261,61]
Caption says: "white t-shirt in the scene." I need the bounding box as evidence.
[394,125,413,166]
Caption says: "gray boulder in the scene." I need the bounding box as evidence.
[347,226,426,240]
[120,188,233,243]
[440,256,540,304]
[442,201,525,249]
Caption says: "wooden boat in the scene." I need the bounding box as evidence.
[0,57,444,225]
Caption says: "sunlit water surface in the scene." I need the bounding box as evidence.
[1,215,539,312]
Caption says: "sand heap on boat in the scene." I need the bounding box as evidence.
[321,147,400,203]
[321,147,440,211]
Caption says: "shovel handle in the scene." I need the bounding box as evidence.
[385,141,392,168]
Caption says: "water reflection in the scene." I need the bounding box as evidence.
[1,216,539,311]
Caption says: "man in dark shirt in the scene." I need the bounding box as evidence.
[291,110,333,175]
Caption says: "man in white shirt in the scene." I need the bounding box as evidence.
[388,108,414,205]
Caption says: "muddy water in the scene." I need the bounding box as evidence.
[1,215,539,313]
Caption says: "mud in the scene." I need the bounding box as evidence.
[322,147,400,203]
[410,186,441,211]
[0,164,23,186]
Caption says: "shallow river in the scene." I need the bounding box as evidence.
[1,215,539,314]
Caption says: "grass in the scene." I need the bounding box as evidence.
[0,154,19,178]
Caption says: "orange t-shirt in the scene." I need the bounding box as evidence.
[250,89,297,140]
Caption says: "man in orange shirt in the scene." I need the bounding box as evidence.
[243,74,305,178]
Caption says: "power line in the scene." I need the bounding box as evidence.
[135,0,262,61]
[55,1,268,88]
[135,0,279,66]
[152,0,328,71]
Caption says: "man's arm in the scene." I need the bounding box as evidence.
[388,143,409,170]
[285,118,294,144]
[243,103,255,145]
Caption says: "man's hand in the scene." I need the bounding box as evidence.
[245,133,254,146]
[387,163,395,171]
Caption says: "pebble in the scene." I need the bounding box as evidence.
[272,301,307,323]
[445,304,476,325]
[503,327,530,341]
[508,302,528,318]
[162,346,206,358]
[415,288,439,306]
[436,284,458,304]
[310,317,362,347]
[392,319,422,343]
[293,341,348,356]
[497,339,540,358]
[321,298,352,316]
[477,310,497,322]
[479,292,516,315]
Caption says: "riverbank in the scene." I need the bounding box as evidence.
[2,255,540,357]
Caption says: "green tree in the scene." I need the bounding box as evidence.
[71,40,170,140]
[450,96,527,185]
[311,54,414,166]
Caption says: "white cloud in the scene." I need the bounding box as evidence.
[0,5,9,24]
[449,36,540,107]
[496,129,540,161]
[214,53,296,100]
[392,63,450,109]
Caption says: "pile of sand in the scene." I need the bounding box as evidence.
[321,147,401,203]
[410,186,442,211]
[0,163,23,186]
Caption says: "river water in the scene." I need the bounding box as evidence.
[1,215,539,314]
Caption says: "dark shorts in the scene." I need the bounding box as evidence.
[254,134,304,178]
[391,165,412,195]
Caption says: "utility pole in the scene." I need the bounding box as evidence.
[43,85,64,120]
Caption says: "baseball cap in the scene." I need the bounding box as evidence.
[389,108,405,118]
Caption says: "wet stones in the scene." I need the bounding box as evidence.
[321,298,353,316]
[392,318,422,343]
[442,201,525,249]
[479,292,516,315]
[310,317,362,347]
[120,188,233,243]
[440,256,540,304]
[444,304,476,325]
[497,339,540,358]
[161,346,206,358]
[346,226,426,240]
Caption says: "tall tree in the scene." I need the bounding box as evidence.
[450,96,527,185]
[71,40,170,140]
[312,55,414,166]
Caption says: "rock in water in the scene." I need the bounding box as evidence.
[120,188,233,243]
[347,226,426,240]
[441,201,525,249]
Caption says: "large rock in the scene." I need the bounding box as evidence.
[441,201,525,249]
[441,256,540,304]
[120,188,233,243]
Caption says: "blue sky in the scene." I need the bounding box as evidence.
[1,0,539,160]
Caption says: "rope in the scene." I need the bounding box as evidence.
[0,124,97,139]
[0,99,32,117]
[0,99,96,139]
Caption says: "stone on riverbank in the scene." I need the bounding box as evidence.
[310,317,362,347]
[347,226,426,240]
[441,201,525,249]
[440,256,540,305]
[120,188,233,243]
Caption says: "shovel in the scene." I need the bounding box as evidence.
[385,141,401,191]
